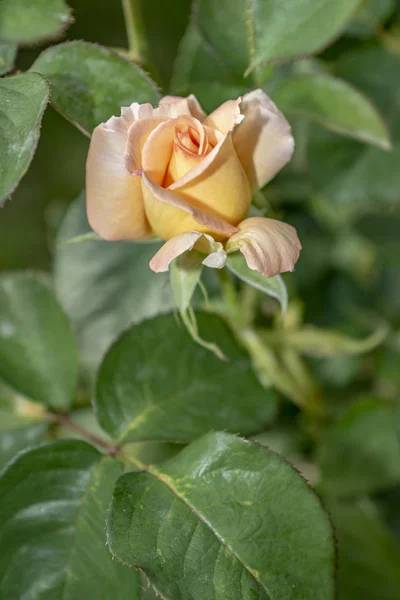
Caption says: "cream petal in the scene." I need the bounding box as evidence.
[158,94,206,120]
[149,231,226,273]
[203,98,244,134]
[141,172,238,240]
[124,117,167,175]
[226,216,301,278]
[86,120,152,241]
[233,89,295,191]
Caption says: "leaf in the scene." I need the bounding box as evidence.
[274,322,388,358]
[274,73,391,149]
[0,440,141,599]
[108,431,335,599]
[0,382,48,469]
[170,22,253,112]
[0,73,49,205]
[31,41,160,134]
[0,272,78,411]
[95,312,277,444]
[227,253,288,314]
[0,0,72,45]
[0,42,16,75]
[317,397,400,496]
[308,48,400,211]
[327,499,400,600]
[54,194,174,373]
[196,0,360,76]
[346,0,396,38]
[170,251,204,315]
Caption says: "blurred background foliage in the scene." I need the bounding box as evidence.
[2,1,400,597]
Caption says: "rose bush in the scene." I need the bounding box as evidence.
[86,91,302,276]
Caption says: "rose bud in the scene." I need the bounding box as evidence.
[86,91,301,277]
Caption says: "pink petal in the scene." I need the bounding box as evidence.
[150,232,227,273]
[233,90,295,191]
[226,216,301,277]
[86,119,152,241]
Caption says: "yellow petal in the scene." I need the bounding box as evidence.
[124,117,167,174]
[169,133,252,227]
[226,216,302,277]
[86,117,152,241]
[233,90,294,191]
[141,172,237,241]
[203,98,244,134]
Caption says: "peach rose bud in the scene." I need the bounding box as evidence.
[86,90,301,278]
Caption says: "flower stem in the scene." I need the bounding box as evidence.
[121,0,148,64]
[46,412,120,455]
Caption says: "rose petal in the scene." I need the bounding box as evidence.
[141,116,204,186]
[149,231,226,273]
[226,216,301,277]
[168,133,252,227]
[233,89,295,191]
[124,117,167,174]
[141,172,238,240]
[86,118,152,241]
[203,98,244,134]
[158,94,206,120]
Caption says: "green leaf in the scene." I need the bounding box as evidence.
[0,272,78,411]
[274,73,391,149]
[346,0,396,38]
[54,195,174,373]
[170,251,204,315]
[317,397,400,496]
[108,432,335,599]
[196,0,360,76]
[308,48,400,211]
[0,0,72,45]
[31,41,160,134]
[170,22,252,112]
[0,382,48,469]
[0,73,49,205]
[95,312,277,444]
[227,253,288,314]
[327,499,400,600]
[0,42,16,75]
[0,440,141,599]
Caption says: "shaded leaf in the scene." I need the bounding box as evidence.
[108,432,335,599]
[31,41,160,134]
[346,0,396,38]
[0,0,72,45]
[0,441,141,599]
[275,73,391,149]
[328,499,400,600]
[0,42,16,75]
[54,195,174,373]
[0,382,48,469]
[317,397,400,496]
[0,73,49,205]
[95,312,277,444]
[0,272,77,411]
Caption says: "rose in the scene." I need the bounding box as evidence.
[86,91,301,277]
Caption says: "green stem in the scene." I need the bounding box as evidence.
[121,0,148,63]
[47,412,120,455]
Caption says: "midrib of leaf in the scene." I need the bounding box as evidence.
[122,453,273,599]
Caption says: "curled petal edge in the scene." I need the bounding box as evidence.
[226,216,302,278]
[150,232,227,273]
